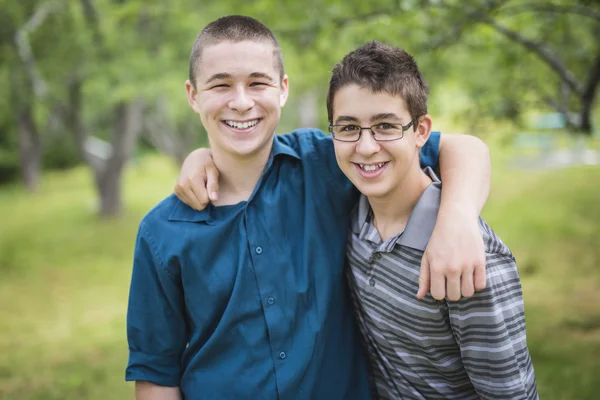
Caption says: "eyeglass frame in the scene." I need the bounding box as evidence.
[328,116,421,142]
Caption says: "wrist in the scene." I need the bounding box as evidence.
[437,202,479,224]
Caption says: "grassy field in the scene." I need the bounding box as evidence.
[1,144,599,399]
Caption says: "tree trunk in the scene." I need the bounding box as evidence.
[95,100,144,217]
[96,165,123,218]
[16,105,41,192]
[579,46,600,135]
[143,96,194,166]
[580,95,594,135]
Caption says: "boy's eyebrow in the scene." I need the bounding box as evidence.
[249,72,275,81]
[205,72,275,84]
[371,113,401,122]
[205,73,232,84]
[334,116,360,124]
[334,113,404,124]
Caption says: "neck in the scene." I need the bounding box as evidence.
[211,141,273,206]
[369,165,432,241]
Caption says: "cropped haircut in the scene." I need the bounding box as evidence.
[189,15,284,88]
[327,41,428,128]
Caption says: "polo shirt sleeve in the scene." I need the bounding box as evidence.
[420,131,440,171]
[446,221,538,400]
[126,220,188,387]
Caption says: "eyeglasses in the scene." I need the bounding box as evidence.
[328,117,420,142]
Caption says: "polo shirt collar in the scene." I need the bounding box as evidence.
[398,167,441,251]
[351,167,442,251]
[168,135,300,223]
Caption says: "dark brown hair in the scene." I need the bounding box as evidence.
[326,41,428,128]
[189,15,284,88]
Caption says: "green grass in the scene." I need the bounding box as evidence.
[0,156,179,399]
[1,148,600,399]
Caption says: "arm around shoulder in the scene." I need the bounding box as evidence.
[418,133,490,301]
[438,133,490,217]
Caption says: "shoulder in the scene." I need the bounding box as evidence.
[478,217,514,259]
[138,194,181,235]
[276,128,333,157]
[276,128,353,191]
[476,218,525,293]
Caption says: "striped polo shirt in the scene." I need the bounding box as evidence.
[346,168,538,400]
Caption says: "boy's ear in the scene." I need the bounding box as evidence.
[279,74,290,108]
[185,80,200,113]
[415,114,433,148]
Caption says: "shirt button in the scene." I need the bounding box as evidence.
[369,252,381,263]
[369,279,376,287]
[255,246,263,254]
[279,351,287,360]
[267,297,275,305]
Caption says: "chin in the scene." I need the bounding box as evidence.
[356,183,392,199]
[230,140,270,157]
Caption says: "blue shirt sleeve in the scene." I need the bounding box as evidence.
[126,220,188,386]
[278,129,355,192]
[420,131,441,171]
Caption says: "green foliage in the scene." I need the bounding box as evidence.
[1,0,599,186]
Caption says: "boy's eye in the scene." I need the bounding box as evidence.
[375,123,394,130]
[250,82,268,87]
[341,125,360,132]
[210,83,229,89]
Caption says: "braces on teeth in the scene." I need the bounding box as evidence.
[359,163,385,172]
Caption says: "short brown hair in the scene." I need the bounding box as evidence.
[189,15,284,88]
[326,41,428,128]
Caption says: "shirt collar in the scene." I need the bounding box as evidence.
[271,134,301,160]
[168,135,300,223]
[168,196,214,223]
[351,167,442,251]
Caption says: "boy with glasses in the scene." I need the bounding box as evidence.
[328,41,538,399]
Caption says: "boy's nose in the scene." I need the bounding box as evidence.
[229,88,254,112]
[356,129,381,156]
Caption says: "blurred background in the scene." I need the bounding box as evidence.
[1,0,599,399]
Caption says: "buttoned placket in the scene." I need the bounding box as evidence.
[364,246,382,293]
[241,154,291,395]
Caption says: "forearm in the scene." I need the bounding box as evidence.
[437,134,491,219]
[136,381,182,400]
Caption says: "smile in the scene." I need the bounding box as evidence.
[357,162,387,172]
[224,119,260,129]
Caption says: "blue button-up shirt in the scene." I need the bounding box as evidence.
[126,129,440,399]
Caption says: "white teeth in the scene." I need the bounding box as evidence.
[225,119,259,129]
[359,162,385,172]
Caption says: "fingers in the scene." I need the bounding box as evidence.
[174,183,203,211]
[429,264,447,301]
[205,165,220,202]
[189,175,210,210]
[417,257,431,299]
[174,171,209,211]
[445,265,461,301]
[460,265,475,298]
[473,258,487,291]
